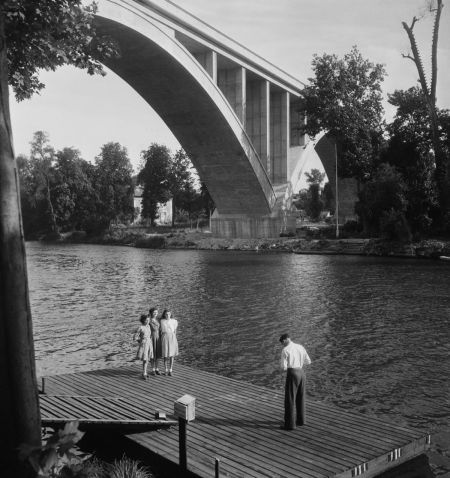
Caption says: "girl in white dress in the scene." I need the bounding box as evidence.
[134,314,153,380]
[160,309,178,376]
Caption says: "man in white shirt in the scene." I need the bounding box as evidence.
[279,333,311,430]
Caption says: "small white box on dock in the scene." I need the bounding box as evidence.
[174,394,196,421]
[154,410,166,420]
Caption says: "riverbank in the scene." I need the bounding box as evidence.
[57,228,450,260]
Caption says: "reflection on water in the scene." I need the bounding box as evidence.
[26,242,450,475]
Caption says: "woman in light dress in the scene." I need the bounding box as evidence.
[134,314,153,380]
[148,307,162,375]
[160,309,178,376]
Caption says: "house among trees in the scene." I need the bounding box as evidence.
[133,186,172,225]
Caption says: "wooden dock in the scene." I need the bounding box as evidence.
[39,394,176,431]
[41,364,430,478]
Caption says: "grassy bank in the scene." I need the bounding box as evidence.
[56,227,450,260]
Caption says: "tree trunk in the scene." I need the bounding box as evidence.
[0,12,41,477]
[45,175,58,234]
[171,197,175,227]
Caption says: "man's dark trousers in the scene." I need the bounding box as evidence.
[284,367,306,429]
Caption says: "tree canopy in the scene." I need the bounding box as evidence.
[137,144,172,226]
[302,46,386,181]
[4,0,118,101]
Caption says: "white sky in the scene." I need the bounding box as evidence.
[9,0,450,181]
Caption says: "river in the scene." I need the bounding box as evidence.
[26,242,450,475]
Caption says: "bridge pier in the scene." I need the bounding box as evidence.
[211,212,296,239]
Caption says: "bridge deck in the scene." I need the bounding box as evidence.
[42,365,429,478]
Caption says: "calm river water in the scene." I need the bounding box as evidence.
[26,242,450,475]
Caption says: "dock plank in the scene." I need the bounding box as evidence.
[42,364,430,478]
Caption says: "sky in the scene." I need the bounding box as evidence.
[9,0,450,178]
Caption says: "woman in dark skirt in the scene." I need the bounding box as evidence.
[149,307,162,375]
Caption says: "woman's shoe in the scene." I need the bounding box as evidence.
[168,371,173,376]
[142,374,148,380]
[155,370,161,375]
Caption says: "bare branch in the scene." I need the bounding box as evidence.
[402,19,430,97]
[401,53,416,62]
[430,0,443,103]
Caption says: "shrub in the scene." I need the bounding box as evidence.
[108,457,154,478]
[135,235,167,249]
[379,209,412,241]
[342,220,362,235]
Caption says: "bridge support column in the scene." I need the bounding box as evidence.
[246,80,270,175]
[270,91,289,184]
[194,50,217,83]
[218,67,246,126]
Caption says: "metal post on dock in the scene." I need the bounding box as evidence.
[174,394,196,472]
[41,377,46,394]
[178,417,187,471]
[215,457,220,478]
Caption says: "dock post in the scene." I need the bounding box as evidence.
[215,457,220,478]
[179,417,187,471]
[41,377,45,394]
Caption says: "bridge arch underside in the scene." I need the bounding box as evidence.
[314,135,358,222]
[95,16,276,222]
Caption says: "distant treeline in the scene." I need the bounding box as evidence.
[17,131,214,238]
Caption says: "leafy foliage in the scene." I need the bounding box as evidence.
[18,421,87,478]
[136,145,212,228]
[305,183,324,221]
[93,142,135,228]
[199,182,215,219]
[302,46,386,181]
[53,148,96,231]
[137,144,172,226]
[305,168,326,186]
[18,134,135,236]
[4,0,119,101]
[167,149,195,226]
[19,423,154,478]
[356,163,411,240]
[383,87,439,233]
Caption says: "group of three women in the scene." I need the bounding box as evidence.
[134,307,179,379]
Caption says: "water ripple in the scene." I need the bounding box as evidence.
[26,243,450,475]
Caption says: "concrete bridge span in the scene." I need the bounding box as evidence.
[95,0,354,236]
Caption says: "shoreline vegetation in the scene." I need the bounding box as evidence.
[36,226,450,260]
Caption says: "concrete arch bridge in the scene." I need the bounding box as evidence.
[95,0,357,237]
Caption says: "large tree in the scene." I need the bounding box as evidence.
[384,87,441,233]
[137,144,172,226]
[53,147,95,231]
[94,142,134,228]
[0,2,118,475]
[401,0,449,225]
[302,46,386,181]
[167,149,194,227]
[28,131,59,234]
